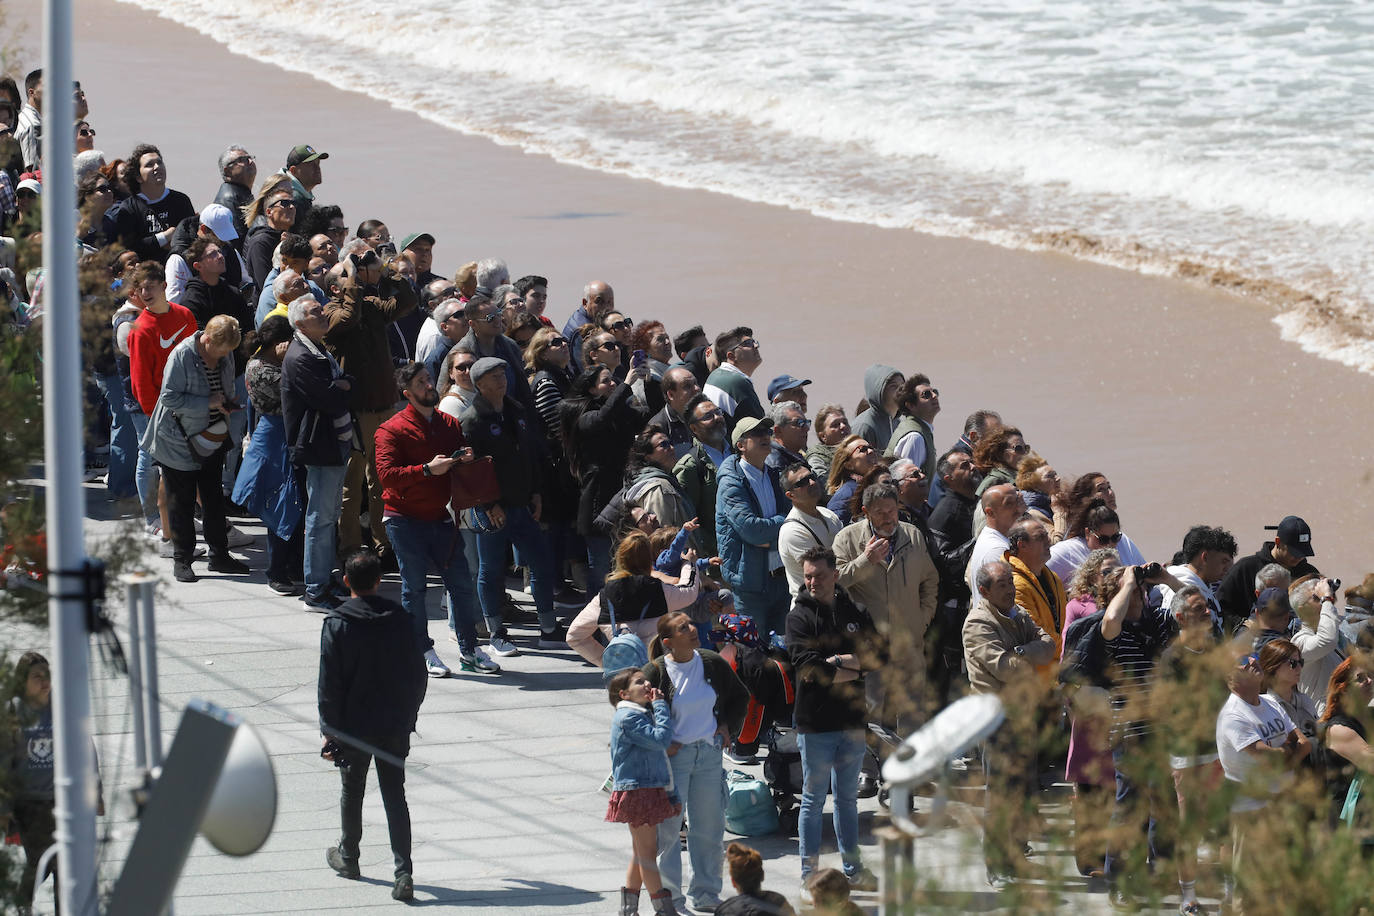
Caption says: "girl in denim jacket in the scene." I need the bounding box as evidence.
[606,668,682,915]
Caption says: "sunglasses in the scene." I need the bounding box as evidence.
[852,443,875,454]
[549,337,568,347]
[733,338,759,350]
[788,471,818,488]
[78,127,96,137]
[1008,443,1030,455]
[326,226,347,236]
[455,362,476,373]
[781,417,811,429]
[652,440,673,452]
[228,154,255,166]
[268,198,297,210]
[92,184,112,194]
[918,387,939,400]
[595,341,618,350]
[1093,530,1124,545]
[480,309,506,323]
[1282,657,1304,670]
[607,318,633,330]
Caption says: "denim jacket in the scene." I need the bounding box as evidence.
[609,699,674,791]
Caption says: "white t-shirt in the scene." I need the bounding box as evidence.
[966,526,1011,596]
[1047,533,1146,584]
[665,651,718,745]
[779,506,844,595]
[1216,692,1296,813]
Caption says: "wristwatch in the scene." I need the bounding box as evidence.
[422,464,432,477]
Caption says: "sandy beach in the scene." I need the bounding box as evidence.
[30,0,1371,577]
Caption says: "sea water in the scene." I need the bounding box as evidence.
[120,0,1374,372]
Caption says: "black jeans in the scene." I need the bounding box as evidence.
[337,733,412,878]
[160,451,228,563]
[266,521,304,583]
[15,797,58,913]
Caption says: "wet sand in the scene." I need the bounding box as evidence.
[57,0,1374,577]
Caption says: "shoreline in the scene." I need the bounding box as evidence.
[47,0,1374,577]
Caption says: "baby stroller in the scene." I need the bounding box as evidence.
[713,615,800,831]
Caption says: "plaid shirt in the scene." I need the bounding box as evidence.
[0,171,14,222]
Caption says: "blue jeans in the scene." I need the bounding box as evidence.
[585,533,612,597]
[476,506,556,633]
[798,729,866,879]
[129,410,160,526]
[95,373,138,499]
[304,464,348,598]
[734,575,791,641]
[656,739,727,906]
[384,515,482,654]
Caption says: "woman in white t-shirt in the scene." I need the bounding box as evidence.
[641,612,752,912]
[1216,651,1311,912]
[1048,495,1146,585]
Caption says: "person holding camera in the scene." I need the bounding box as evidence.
[374,361,496,677]
[319,548,427,902]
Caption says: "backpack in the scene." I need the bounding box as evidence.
[724,769,779,836]
[1059,609,1112,689]
[601,598,653,684]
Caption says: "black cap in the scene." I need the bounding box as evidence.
[1264,515,1314,557]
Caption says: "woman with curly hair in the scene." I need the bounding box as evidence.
[970,424,1025,536]
[1016,452,1067,542]
[1321,656,1374,829]
[630,320,674,382]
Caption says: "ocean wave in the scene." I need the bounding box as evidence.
[115,0,1374,374]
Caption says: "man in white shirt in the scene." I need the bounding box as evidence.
[779,462,844,595]
[1158,524,1237,628]
[1215,651,1309,913]
[966,485,1025,597]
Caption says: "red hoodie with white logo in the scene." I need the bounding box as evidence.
[128,302,199,416]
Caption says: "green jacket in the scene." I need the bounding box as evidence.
[673,442,721,556]
[885,415,937,482]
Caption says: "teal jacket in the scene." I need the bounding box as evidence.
[715,454,790,594]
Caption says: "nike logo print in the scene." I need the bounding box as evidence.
[159,330,184,349]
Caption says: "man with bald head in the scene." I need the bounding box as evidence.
[562,280,615,369]
[650,365,700,458]
[965,484,1026,597]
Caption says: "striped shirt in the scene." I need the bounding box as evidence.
[1103,605,1172,743]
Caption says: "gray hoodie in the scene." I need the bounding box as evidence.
[851,363,903,449]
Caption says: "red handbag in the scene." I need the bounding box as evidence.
[449,456,500,511]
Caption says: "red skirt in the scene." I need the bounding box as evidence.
[605,788,681,827]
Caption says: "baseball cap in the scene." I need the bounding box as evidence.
[730,416,774,447]
[1265,515,1314,557]
[198,203,238,242]
[16,178,41,195]
[285,144,329,167]
[1253,586,1291,616]
[400,232,435,251]
[767,374,812,403]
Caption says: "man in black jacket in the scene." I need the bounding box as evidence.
[1215,515,1321,634]
[459,357,559,653]
[319,549,426,902]
[283,295,355,609]
[785,546,886,900]
[926,449,981,704]
[213,146,256,243]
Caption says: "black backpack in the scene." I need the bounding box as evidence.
[1059,609,1113,689]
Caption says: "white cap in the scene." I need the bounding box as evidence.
[16,178,41,195]
[199,203,238,242]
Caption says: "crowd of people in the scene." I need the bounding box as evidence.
[4,64,1374,915]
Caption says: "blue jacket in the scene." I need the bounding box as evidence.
[715,454,790,595]
[609,699,674,791]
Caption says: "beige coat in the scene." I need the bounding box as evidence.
[833,518,939,722]
[961,597,1055,697]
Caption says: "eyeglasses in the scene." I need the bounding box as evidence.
[788,472,818,488]
[607,318,633,330]
[1092,530,1123,545]
[693,408,723,423]
[918,387,939,400]
[228,154,255,166]
[781,417,811,429]
[268,198,297,210]
[78,127,95,137]
[549,337,568,347]
[1283,657,1304,670]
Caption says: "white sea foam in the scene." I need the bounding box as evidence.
[118,0,1374,372]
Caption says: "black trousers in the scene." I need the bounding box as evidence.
[337,733,413,878]
[160,452,228,563]
[15,797,58,913]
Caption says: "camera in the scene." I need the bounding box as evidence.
[1135,562,1163,581]
[375,241,397,259]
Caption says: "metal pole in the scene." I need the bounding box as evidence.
[41,0,97,911]
[139,582,164,765]
[123,578,147,772]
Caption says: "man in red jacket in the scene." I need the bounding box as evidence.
[125,261,198,545]
[374,362,497,678]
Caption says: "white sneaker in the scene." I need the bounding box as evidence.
[488,634,520,657]
[226,525,254,548]
[459,650,501,673]
[424,649,450,678]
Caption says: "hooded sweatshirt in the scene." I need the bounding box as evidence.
[318,593,428,741]
[786,584,887,733]
[851,364,903,450]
